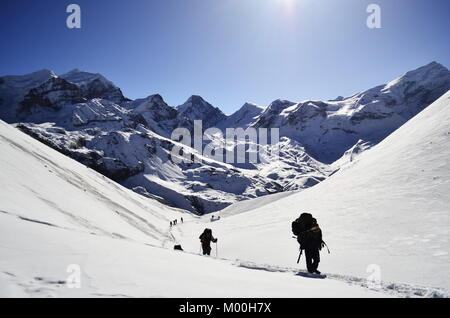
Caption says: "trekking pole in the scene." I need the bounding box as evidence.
[322,241,331,254]
[296,249,303,264]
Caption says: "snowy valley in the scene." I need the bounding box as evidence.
[0,117,390,297]
[0,63,449,298]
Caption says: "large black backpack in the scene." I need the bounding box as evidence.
[292,213,313,236]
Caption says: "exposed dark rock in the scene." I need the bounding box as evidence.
[20,77,84,112]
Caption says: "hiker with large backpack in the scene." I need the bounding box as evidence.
[199,228,218,256]
[292,213,327,275]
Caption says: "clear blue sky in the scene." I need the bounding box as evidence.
[1,0,449,114]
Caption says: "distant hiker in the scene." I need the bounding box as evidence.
[181,217,184,223]
[170,221,172,227]
[199,228,218,256]
[292,213,324,275]
[174,219,177,225]
[210,215,220,222]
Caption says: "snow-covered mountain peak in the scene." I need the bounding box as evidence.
[0,69,59,122]
[384,61,450,92]
[30,69,58,79]
[20,77,85,113]
[63,68,81,74]
[329,96,345,102]
[142,93,165,104]
[64,68,81,74]
[60,69,128,104]
[240,101,265,111]
[61,69,112,85]
[178,95,221,112]
[252,99,297,128]
[404,61,448,79]
[138,94,173,110]
[177,95,226,128]
[0,69,57,89]
[266,99,296,112]
[216,102,266,130]
[133,94,174,113]
[127,94,178,136]
[178,95,207,109]
[232,101,266,121]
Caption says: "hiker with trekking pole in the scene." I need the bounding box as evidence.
[292,213,330,275]
[199,228,218,256]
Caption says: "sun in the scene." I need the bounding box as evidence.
[278,0,296,5]
[276,0,299,18]
[277,0,298,12]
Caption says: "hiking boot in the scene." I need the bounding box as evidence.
[313,270,321,275]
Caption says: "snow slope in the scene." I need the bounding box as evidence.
[0,120,389,297]
[0,119,187,244]
[175,91,450,291]
[0,213,389,298]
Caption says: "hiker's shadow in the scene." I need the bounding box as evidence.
[296,272,327,279]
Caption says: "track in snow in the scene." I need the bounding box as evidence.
[169,219,450,298]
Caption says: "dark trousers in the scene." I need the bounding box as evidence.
[305,248,320,272]
[202,244,211,255]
